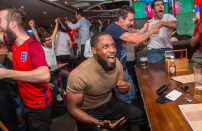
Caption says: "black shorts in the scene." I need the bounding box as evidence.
[21,103,52,131]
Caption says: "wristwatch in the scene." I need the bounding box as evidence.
[96,120,102,128]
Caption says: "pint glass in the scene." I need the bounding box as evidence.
[194,65,202,99]
[140,56,148,69]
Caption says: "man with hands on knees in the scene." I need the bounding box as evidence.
[66,32,149,131]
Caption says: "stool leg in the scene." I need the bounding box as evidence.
[0,121,9,131]
[60,82,66,106]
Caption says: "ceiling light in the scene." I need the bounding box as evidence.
[72,3,90,8]
[65,17,67,19]
[65,2,67,3]
[51,25,53,27]
[44,12,46,14]
[21,6,24,8]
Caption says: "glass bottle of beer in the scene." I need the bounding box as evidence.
[169,56,176,75]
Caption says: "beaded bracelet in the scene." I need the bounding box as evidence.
[128,82,131,91]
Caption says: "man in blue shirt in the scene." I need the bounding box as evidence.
[65,9,91,62]
[105,5,159,104]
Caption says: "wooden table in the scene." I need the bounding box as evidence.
[135,61,202,131]
[49,63,68,73]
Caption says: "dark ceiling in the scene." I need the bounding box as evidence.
[0,0,131,28]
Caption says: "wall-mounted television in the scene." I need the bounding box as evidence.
[25,29,37,36]
[173,0,195,36]
[133,0,169,19]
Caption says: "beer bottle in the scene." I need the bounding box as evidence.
[169,56,176,75]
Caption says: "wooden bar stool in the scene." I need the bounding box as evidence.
[0,121,9,131]
[56,76,66,105]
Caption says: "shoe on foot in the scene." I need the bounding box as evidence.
[56,94,63,101]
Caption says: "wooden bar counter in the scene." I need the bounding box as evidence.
[135,61,202,131]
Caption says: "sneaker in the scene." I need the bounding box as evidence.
[58,88,66,95]
[58,87,61,93]
[56,94,63,101]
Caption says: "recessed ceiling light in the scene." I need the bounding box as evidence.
[65,17,67,19]
[21,6,24,8]
[44,12,46,14]
[65,2,67,4]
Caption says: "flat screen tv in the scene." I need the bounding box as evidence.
[25,29,37,36]
[173,0,195,36]
[133,0,169,19]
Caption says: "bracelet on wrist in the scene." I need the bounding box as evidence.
[128,82,131,91]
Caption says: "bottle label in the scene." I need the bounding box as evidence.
[170,67,176,73]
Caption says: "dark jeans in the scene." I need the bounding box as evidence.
[49,69,69,100]
[126,60,136,83]
[56,55,71,68]
[76,97,150,131]
[73,47,78,55]
[81,45,87,62]
[0,90,18,131]
[21,103,52,131]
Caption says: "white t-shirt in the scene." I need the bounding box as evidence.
[147,14,177,50]
[55,32,71,56]
[84,38,93,58]
[43,43,57,66]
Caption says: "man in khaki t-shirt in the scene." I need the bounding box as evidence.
[66,32,149,131]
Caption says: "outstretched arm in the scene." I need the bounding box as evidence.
[0,66,50,83]
[52,18,59,45]
[153,21,176,30]
[120,25,159,44]
[66,92,125,129]
[58,17,67,31]
[191,24,202,47]
[98,19,102,27]
[29,19,40,43]
[66,20,81,30]
[138,23,149,34]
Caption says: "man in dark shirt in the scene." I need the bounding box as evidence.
[105,5,159,104]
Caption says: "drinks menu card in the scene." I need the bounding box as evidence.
[178,104,202,131]
[171,74,194,83]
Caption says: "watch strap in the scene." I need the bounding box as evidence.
[96,120,102,128]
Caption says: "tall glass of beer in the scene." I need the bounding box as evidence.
[194,65,202,99]
[140,56,148,69]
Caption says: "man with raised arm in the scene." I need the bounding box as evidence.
[65,9,91,62]
[0,6,52,131]
[29,18,70,101]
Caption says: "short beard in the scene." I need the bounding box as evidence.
[5,25,17,46]
[97,52,116,71]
